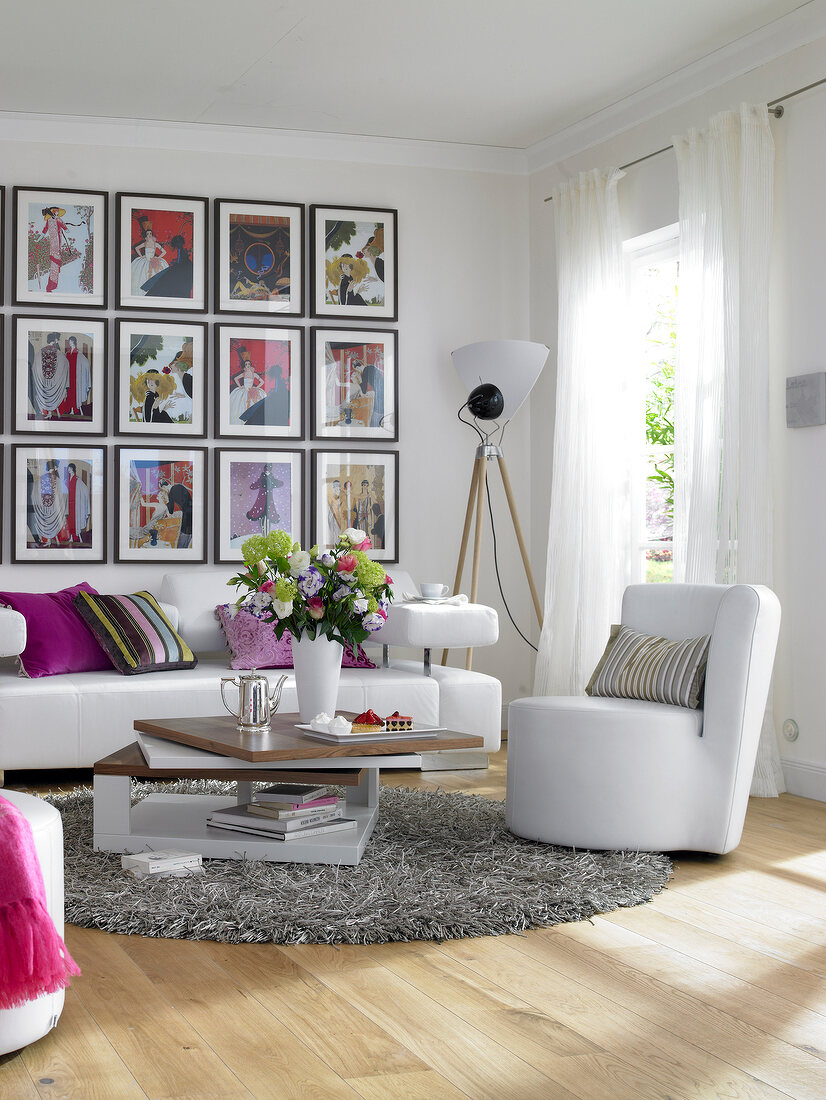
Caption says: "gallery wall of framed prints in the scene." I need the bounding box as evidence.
[0,184,401,565]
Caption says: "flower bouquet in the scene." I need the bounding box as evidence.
[228,527,393,720]
[228,527,393,648]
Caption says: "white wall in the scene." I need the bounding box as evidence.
[528,33,826,796]
[0,123,537,708]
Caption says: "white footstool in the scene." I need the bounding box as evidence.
[0,791,66,1056]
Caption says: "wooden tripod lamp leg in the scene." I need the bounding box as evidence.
[497,455,544,627]
[465,456,488,671]
[442,456,481,666]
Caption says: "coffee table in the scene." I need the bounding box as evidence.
[93,713,484,866]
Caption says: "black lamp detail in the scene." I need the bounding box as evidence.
[466,382,504,420]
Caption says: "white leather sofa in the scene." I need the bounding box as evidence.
[0,569,501,774]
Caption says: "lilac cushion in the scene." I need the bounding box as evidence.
[215,604,377,671]
[0,582,110,678]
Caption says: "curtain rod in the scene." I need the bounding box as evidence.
[543,75,826,202]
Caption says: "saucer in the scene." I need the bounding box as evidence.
[406,594,454,604]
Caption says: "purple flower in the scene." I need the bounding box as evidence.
[297,566,324,598]
[320,552,335,566]
[332,585,351,602]
[379,595,390,614]
[353,597,369,614]
[362,612,385,632]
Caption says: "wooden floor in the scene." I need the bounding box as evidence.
[3,748,826,1099]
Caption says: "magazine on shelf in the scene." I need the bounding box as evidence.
[254,783,329,803]
[208,804,342,832]
[250,795,339,813]
[248,799,342,820]
[206,817,357,841]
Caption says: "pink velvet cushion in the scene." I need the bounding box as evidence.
[0,582,110,678]
[215,604,377,670]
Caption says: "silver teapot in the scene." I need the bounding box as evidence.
[221,669,287,734]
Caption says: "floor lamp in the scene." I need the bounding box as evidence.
[443,340,550,670]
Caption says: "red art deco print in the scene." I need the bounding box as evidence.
[227,337,292,428]
[130,208,194,300]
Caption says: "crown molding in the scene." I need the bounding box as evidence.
[0,111,528,176]
[526,0,826,172]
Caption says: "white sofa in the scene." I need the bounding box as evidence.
[0,569,501,774]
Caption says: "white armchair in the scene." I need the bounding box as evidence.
[506,583,781,854]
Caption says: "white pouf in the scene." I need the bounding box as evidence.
[0,790,66,1056]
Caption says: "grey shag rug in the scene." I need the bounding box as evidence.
[48,781,671,945]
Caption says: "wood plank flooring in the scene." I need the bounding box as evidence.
[2,748,826,1099]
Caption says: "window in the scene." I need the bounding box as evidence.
[624,225,679,583]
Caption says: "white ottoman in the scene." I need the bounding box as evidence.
[0,791,66,1056]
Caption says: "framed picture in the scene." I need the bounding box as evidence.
[310,204,397,321]
[115,319,207,437]
[0,186,5,304]
[13,315,107,435]
[215,323,303,439]
[311,450,398,562]
[13,186,107,309]
[214,448,304,563]
[115,446,207,563]
[311,327,398,441]
[12,445,106,563]
[116,193,208,312]
[215,199,304,316]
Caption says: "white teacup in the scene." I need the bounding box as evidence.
[420,582,449,599]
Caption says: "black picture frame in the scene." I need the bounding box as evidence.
[12,443,107,563]
[116,192,209,313]
[310,448,399,563]
[12,185,108,309]
[214,198,304,317]
[213,447,305,563]
[114,445,208,564]
[114,318,208,438]
[310,326,398,442]
[214,322,305,440]
[12,314,108,437]
[309,204,398,322]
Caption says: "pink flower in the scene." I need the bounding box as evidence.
[337,554,357,575]
[384,574,393,585]
[307,597,324,620]
[354,537,372,551]
[258,580,275,594]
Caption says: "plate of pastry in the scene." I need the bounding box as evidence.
[296,710,444,743]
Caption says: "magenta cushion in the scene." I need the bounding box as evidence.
[215,604,377,671]
[0,582,110,678]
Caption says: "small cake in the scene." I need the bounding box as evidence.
[385,711,413,731]
[352,709,385,733]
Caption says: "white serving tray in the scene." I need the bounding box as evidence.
[296,722,443,744]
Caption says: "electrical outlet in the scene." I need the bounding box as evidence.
[782,719,799,742]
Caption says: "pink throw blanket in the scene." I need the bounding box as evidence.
[0,794,80,1010]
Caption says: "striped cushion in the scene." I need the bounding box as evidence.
[585,624,710,709]
[73,591,197,675]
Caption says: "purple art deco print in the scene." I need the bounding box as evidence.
[215,449,304,562]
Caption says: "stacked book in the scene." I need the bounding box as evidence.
[206,783,356,842]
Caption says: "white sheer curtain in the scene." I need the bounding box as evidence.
[674,103,783,796]
[535,168,636,695]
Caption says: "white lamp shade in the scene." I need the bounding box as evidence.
[451,340,549,420]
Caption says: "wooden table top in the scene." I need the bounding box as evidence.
[132,712,484,762]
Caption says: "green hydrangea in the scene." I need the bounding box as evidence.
[367,596,379,613]
[309,544,319,560]
[241,535,268,565]
[265,529,295,559]
[275,577,298,601]
[352,551,386,590]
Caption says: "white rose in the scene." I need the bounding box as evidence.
[344,527,367,545]
[271,598,293,618]
[289,550,311,577]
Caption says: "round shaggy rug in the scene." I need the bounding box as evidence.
[49,781,672,945]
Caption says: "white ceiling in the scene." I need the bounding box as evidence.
[0,0,814,148]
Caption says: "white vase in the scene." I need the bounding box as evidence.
[290,632,344,722]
